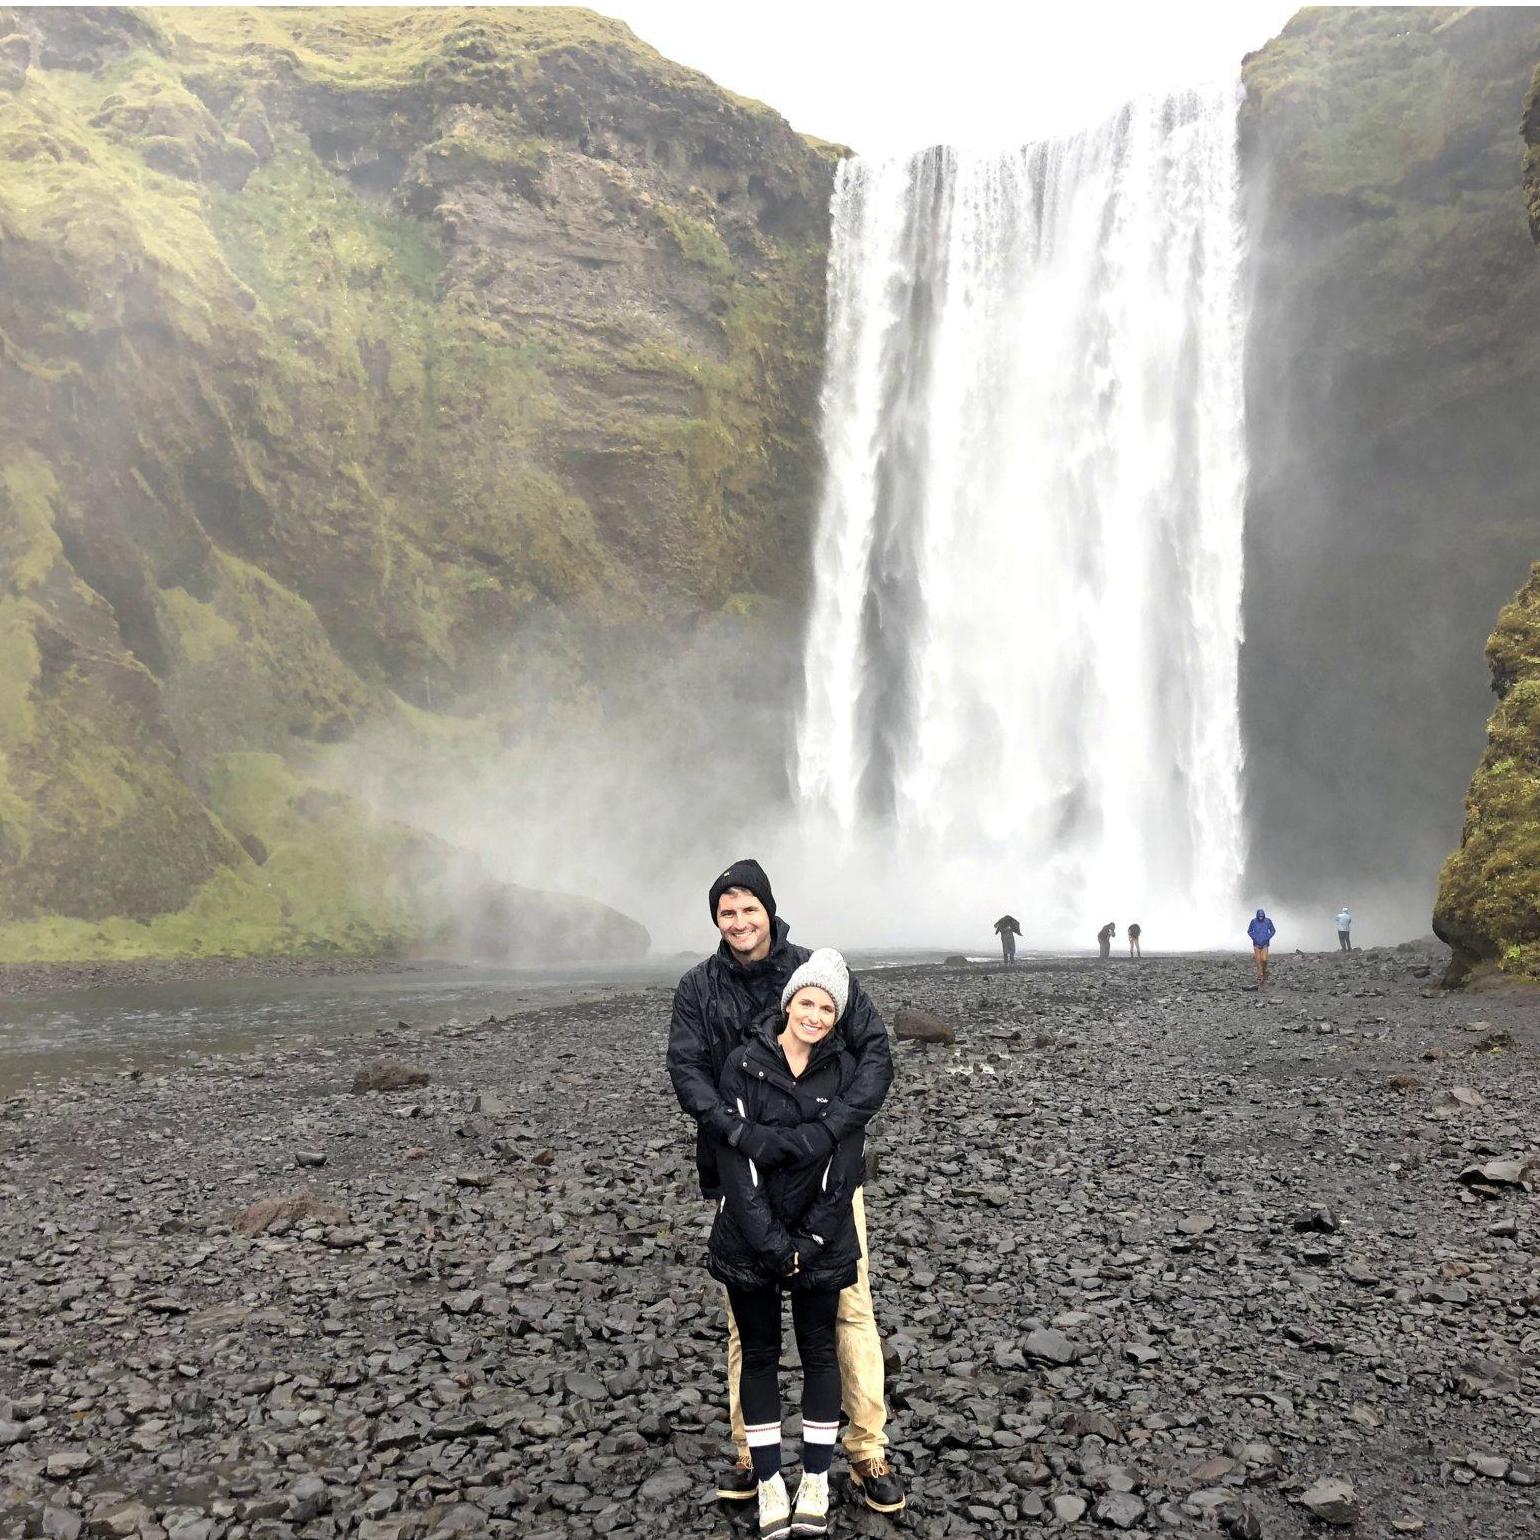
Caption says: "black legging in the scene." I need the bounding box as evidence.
[728,1284,842,1479]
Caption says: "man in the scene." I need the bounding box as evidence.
[667,859,905,1514]
[1335,906,1352,952]
[1127,921,1142,958]
[1248,908,1276,986]
[1097,921,1116,960]
[993,913,1021,966]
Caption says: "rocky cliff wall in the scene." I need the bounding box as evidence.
[1432,43,1540,983]
[0,6,833,957]
[1433,563,1540,979]
[1240,7,1540,924]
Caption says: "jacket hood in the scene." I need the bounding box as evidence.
[1255,909,1267,920]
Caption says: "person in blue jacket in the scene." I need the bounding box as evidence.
[1247,908,1276,987]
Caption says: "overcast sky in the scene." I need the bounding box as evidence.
[570,0,1303,153]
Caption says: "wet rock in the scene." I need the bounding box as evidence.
[294,1148,327,1167]
[1457,1158,1538,1189]
[1469,1455,1511,1480]
[894,1007,956,1045]
[1052,1493,1087,1522]
[45,1450,95,1478]
[1024,1328,1085,1365]
[235,1194,347,1236]
[638,1466,692,1501]
[41,1507,84,1540]
[1096,1491,1145,1529]
[90,1498,156,1537]
[352,1062,431,1093]
[1299,1477,1357,1526]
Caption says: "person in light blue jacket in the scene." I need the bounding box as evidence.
[1247,909,1276,987]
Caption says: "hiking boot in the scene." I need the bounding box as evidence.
[792,1469,830,1535]
[850,1455,906,1513]
[758,1472,792,1540]
[715,1452,756,1502]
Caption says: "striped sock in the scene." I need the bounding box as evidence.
[746,1420,782,1481]
[802,1417,839,1476]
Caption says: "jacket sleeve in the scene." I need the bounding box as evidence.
[717,1077,796,1272]
[814,975,894,1144]
[796,1128,865,1248]
[666,976,739,1147]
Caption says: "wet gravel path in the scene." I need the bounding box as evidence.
[2,945,1537,1540]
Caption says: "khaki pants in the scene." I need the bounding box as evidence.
[725,1186,889,1462]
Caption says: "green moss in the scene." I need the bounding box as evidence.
[655,207,736,281]
[1436,563,1540,978]
[0,751,424,960]
[0,4,832,951]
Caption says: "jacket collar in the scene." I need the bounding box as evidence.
[744,1008,844,1079]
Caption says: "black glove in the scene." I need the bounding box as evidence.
[784,1119,836,1164]
[791,1232,826,1272]
[733,1121,794,1170]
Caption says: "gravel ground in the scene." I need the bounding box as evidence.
[2,943,1538,1540]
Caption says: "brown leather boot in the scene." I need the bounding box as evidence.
[850,1454,906,1512]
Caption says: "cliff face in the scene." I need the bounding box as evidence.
[1433,564,1540,978]
[1433,44,1540,981]
[1239,7,1540,920]
[0,6,833,957]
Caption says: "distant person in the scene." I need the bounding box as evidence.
[1247,908,1276,986]
[1335,906,1352,951]
[993,914,1021,966]
[1128,922,1142,958]
[1097,921,1116,960]
[666,860,905,1515]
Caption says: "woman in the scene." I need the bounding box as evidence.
[708,948,865,1538]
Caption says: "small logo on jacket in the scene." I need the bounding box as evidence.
[816,1096,829,1104]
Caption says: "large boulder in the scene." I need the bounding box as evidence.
[893,1007,957,1046]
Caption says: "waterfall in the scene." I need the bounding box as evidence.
[795,84,1248,946]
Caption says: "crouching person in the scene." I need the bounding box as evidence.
[708,950,867,1538]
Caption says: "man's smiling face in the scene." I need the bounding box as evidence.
[715,888,770,962]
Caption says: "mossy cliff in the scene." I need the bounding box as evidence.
[1434,566,1540,980]
[1435,47,1540,983]
[0,7,834,958]
[1239,8,1540,916]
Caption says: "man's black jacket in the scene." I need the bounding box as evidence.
[667,916,894,1196]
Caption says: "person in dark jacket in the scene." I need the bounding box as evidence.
[1247,908,1276,986]
[667,859,903,1514]
[993,914,1021,966]
[709,948,864,1537]
[1097,921,1116,960]
[1127,921,1142,958]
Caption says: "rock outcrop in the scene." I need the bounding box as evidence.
[1434,565,1540,980]
[1240,8,1540,914]
[0,7,833,957]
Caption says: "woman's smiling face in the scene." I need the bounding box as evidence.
[784,985,838,1045]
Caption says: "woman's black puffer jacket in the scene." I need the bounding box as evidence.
[707,1012,864,1294]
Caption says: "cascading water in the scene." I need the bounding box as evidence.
[795,84,1249,947]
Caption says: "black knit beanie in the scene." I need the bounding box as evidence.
[708,858,776,924]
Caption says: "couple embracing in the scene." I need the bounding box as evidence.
[667,859,905,1537]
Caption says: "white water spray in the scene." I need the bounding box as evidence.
[795,85,1249,948]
